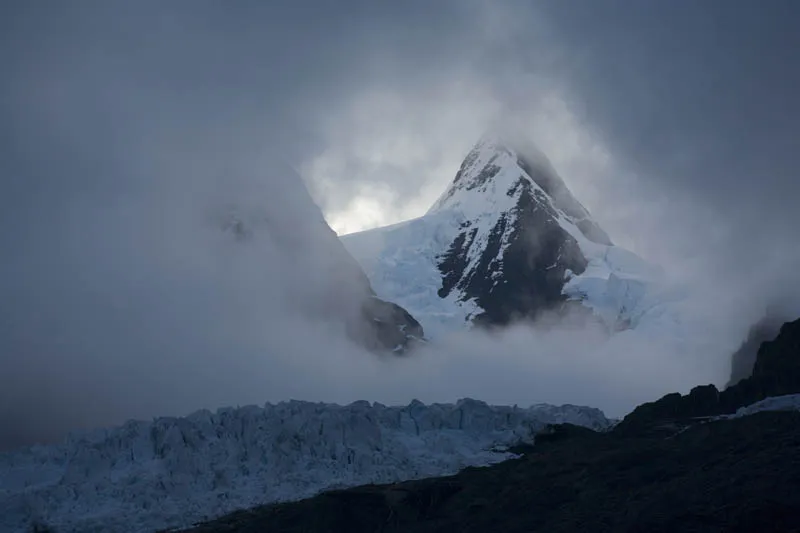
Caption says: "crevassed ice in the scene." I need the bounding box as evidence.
[0,398,610,533]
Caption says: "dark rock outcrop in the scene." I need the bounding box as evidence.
[355,297,425,353]
[432,136,609,328]
[617,317,800,433]
[436,191,588,327]
[727,312,787,387]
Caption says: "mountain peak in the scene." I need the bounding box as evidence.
[342,131,661,336]
[429,133,612,247]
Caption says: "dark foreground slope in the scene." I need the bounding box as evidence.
[182,412,800,533]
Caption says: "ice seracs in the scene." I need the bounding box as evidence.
[0,399,610,533]
[342,133,668,338]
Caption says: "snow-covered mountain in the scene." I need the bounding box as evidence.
[0,399,610,533]
[342,133,668,338]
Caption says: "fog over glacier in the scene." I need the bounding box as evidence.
[2,1,800,450]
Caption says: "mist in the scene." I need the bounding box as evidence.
[2,1,800,451]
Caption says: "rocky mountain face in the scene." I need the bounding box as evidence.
[357,296,424,353]
[727,316,784,387]
[617,316,800,433]
[727,305,799,387]
[217,173,423,354]
[431,136,608,327]
[342,133,662,337]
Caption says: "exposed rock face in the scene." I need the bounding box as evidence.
[617,317,800,433]
[431,136,607,327]
[356,297,424,353]
[728,321,782,387]
[727,308,795,387]
[743,318,800,397]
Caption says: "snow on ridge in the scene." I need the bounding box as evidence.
[427,136,522,217]
[713,394,800,421]
[0,398,610,533]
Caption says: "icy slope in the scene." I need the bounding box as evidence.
[342,134,669,337]
[0,399,609,533]
[715,393,800,420]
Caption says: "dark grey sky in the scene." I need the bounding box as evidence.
[2,1,799,449]
[4,1,799,254]
[544,1,800,268]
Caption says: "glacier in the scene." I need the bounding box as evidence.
[0,398,610,533]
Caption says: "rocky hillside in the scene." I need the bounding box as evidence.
[617,316,800,433]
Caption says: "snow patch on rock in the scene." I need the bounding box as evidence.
[713,394,800,421]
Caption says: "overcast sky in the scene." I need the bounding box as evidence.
[4,1,800,274]
[2,1,800,449]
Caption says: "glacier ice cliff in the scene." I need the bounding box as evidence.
[0,398,609,533]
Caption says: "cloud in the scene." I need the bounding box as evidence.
[2,0,799,452]
[302,80,503,234]
[301,78,622,240]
